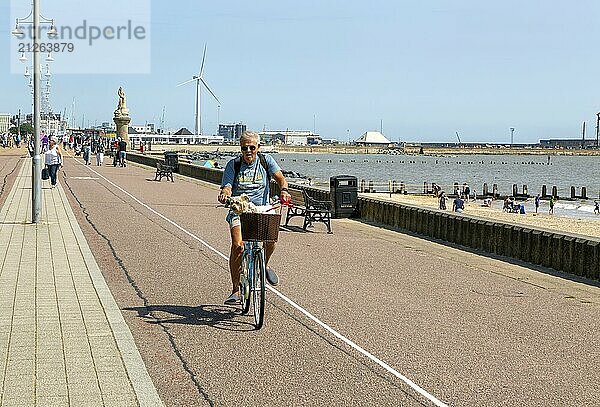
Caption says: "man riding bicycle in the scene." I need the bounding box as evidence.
[218,131,291,304]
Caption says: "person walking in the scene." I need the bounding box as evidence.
[96,142,105,166]
[549,196,555,215]
[534,194,541,213]
[117,137,127,167]
[82,139,92,165]
[439,192,447,210]
[44,137,63,188]
[41,133,49,153]
[594,201,599,216]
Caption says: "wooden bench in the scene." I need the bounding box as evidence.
[284,189,333,234]
[155,162,174,182]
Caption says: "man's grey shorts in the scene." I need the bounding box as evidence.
[226,210,241,229]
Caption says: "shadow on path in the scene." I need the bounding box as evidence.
[124,304,256,332]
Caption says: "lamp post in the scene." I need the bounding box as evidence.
[510,127,515,146]
[12,1,57,223]
[596,112,600,148]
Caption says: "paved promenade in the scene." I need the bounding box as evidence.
[0,159,162,406]
[1,151,599,406]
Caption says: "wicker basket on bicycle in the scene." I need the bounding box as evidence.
[240,212,281,242]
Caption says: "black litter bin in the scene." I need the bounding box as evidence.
[330,175,358,218]
[164,151,179,171]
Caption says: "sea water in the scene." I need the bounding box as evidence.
[209,152,600,220]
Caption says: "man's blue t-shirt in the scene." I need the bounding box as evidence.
[221,154,281,205]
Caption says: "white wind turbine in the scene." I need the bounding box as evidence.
[177,44,221,136]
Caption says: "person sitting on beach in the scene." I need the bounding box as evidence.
[452,196,464,213]
[503,197,511,212]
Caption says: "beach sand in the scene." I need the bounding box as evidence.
[368,193,600,239]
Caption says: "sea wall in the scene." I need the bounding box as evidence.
[128,153,223,184]
[358,198,600,281]
[127,153,599,281]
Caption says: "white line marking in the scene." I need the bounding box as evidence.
[76,160,448,407]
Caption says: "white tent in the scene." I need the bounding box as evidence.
[355,131,391,145]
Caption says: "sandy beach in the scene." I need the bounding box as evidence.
[368,193,600,239]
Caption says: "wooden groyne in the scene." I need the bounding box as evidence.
[358,180,598,200]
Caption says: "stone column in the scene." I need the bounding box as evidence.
[114,115,131,142]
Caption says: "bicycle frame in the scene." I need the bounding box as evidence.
[244,241,262,287]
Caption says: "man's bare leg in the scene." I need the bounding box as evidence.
[229,226,244,294]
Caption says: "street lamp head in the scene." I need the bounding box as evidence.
[24,67,31,77]
[47,23,58,39]
[19,52,28,63]
[11,22,25,38]
[46,53,54,62]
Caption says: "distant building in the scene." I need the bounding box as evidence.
[132,123,155,134]
[128,129,224,145]
[174,127,193,136]
[101,122,116,132]
[26,113,67,136]
[539,138,597,148]
[219,123,246,142]
[355,131,392,147]
[0,113,10,133]
[258,130,319,146]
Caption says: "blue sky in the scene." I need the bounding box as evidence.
[1,0,600,143]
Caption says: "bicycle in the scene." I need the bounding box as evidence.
[224,196,288,329]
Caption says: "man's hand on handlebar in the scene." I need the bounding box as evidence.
[218,187,232,204]
[280,190,291,203]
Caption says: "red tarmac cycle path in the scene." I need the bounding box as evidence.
[51,153,600,406]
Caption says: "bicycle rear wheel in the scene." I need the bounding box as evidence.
[240,251,251,315]
[252,249,266,329]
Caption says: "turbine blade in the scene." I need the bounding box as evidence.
[176,77,197,87]
[199,44,207,76]
[200,78,221,104]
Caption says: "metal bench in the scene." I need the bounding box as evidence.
[155,162,174,182]
[284,189,332,234]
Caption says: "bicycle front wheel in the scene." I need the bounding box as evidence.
[252,249,266,330]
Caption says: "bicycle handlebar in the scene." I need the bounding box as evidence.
[218,196,292,211]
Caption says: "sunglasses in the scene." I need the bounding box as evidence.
[241,145,257,151]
